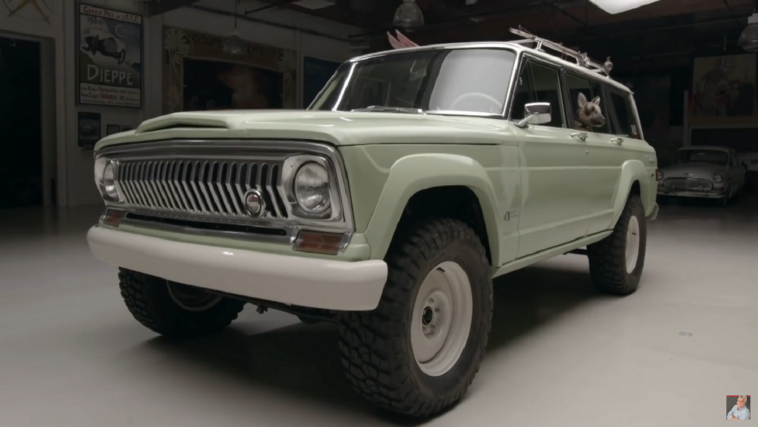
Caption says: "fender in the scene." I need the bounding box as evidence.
[363,154,502,263]
[610,159,654,227]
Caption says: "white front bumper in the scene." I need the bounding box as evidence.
[87,226,388,311]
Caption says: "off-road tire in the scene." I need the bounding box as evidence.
[118,268,245,339]
[587,194,647,296]
[338,218,493,418]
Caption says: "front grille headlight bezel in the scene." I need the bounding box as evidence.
[93,140,354,236]
[282,154,342,221]
[94,157,125,203]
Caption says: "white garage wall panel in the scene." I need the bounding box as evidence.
[1,0,355,207]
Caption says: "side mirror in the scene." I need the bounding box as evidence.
[516,102,552,128]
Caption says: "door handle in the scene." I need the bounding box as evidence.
[571,132,588,142]
[610,137,624,145]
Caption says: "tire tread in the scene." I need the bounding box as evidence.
[118,269,245,339]
[338,218,492,418]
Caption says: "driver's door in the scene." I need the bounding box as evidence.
[511,58,596,258]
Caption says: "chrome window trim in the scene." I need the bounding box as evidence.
[506,51,569,125]
[96,140,355,239]
[312,46,521,120]
[348,42,633,94]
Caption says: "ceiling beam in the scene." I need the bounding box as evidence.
[146,0,201,17]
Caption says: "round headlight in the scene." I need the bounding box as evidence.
[714,174,723,183]
[102,161,119,199]
[294,162,331,214]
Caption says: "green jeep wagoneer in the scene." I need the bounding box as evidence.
[88,32,659,418]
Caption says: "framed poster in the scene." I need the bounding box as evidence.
[106,124,120,135]
[78,112,101,149]
[690,54,756,124]
[78,4,142,108]
[304,56,341,108]
[162,27,297,114]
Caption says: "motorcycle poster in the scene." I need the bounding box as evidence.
[78,4,142,108]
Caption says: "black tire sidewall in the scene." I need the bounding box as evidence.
[588,194,647,295]
[119,269,245,338]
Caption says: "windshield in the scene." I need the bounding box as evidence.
[676,150,728,166]
[309,48,517,115]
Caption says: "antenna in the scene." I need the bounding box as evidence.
[509,28,613,77]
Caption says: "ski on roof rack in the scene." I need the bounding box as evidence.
[509,27,613,77]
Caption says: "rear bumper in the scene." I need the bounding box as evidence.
[657,190,724,199]
[87,226,388,311]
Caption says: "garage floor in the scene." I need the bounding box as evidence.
[1,198,756,426]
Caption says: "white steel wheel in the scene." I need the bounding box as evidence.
[411,261,473,377]
[625,216,640,274]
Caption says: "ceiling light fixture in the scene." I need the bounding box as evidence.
[393,0,424,28]
[589,0,660,15]
[738,1,758,52]
[223,0,246,55]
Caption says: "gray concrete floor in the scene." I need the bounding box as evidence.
[1,197,756,426]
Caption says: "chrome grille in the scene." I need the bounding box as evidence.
[664,178,713,191]
[117,159,289,219]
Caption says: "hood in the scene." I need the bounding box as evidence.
[95,110,511,151]
[662,163,725,180]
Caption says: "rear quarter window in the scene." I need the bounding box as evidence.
[608,90,641,139]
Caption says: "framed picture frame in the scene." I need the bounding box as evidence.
[77,3,143,108]
[78,112,101,149]
[162,27,297,114]
[106,124,120,135]
[689,53,757,125]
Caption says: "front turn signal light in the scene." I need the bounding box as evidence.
[101,209,126,227]
[293,231,344,255]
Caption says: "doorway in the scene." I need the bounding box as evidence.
[0,36,43,208]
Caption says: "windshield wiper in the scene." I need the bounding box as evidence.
[351,105,426,114]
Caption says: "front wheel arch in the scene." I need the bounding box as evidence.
[362,154,503,265]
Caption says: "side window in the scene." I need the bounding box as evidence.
[511,60,565,128]
[565,74,610,133]
[608,90,641,139]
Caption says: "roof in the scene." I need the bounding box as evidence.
[350,41,633,94]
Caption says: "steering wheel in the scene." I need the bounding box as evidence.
[450,92,503,112]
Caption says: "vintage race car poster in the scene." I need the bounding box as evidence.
[78,4,142,108]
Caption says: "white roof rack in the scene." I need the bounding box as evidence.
[509,28,613,77]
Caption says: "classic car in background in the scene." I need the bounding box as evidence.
[658,146,746,206]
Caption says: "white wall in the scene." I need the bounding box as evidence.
[1,0,356,207]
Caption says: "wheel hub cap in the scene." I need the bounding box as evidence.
[411,261,473,377]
